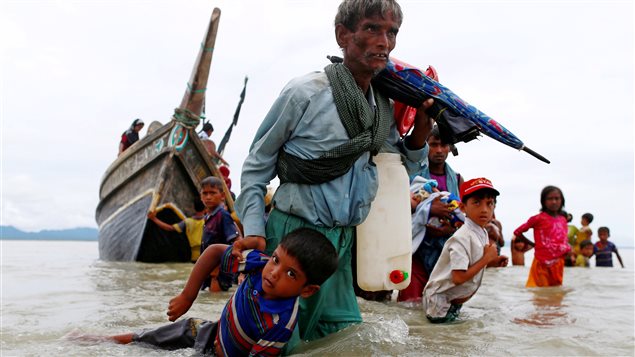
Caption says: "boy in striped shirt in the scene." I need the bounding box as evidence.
[105,228,338,356]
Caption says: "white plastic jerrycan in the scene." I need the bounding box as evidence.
[356,153,412,291]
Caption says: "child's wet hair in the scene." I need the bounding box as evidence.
[598,226,610,235]
[582,213,594,224]
[278,228,338,286]
[539,185,565,215]
[200,176,224,191]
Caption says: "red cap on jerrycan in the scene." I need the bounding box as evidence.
[390,269,409,284]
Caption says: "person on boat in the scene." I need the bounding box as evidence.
[147,198,206,263]
[198,122,230,166]
[118,118,144,155]
[198,122,214,140]
[75,229,338,357]
[235,0,435,351]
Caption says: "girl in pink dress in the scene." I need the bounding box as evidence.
[513,186,571,287]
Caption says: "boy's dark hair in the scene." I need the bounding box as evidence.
[279,228,338,286]
[582,213,594,224]
[579,240,593,249]
[539,185,565,216]
[565,212,573,223]
[598,226,610,235]
[193,198,205,212]
[202,122,213,132]
[335,0,403,30]
[462,189,498,205]
[200,176,224,191]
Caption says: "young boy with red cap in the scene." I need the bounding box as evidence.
[422,177,508,323]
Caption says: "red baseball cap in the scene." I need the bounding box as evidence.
[460,177,500,201]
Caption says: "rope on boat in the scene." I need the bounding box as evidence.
[187,82,207,94]
[172,108,201,128]
[200,42,214,53]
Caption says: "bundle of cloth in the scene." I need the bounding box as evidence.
[410,175,465,253]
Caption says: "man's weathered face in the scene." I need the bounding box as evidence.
[427,136,450,166]
[337,12,399,78]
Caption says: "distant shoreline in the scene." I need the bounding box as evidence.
[0,225,98,241]
[1,237,97,242]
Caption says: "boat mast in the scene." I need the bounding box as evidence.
[178,7,221,117]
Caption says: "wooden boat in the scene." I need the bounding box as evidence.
[95,8,233,262]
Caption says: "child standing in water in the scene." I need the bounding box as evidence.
[422,177,508,323]
[594,226,625,268]
[574,212,594,255]
[513,186,571,287]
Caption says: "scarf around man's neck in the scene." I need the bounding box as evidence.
[276,63,393,185]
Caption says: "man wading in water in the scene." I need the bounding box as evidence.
[235,0,435,352]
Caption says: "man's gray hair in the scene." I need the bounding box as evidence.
[334,0,403,30]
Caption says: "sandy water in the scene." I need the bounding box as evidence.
[1,240,634,356]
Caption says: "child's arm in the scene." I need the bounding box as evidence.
[615,249,625,268]
[515,234,535,251]
[231,236,266,260]
[147,210,176,232]
[513,216,536,240]
[487,255,509,268]
[452,243,498,285]
[167,244,229,321]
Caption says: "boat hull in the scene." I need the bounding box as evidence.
[96,121,228,262]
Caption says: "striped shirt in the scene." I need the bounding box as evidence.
[216,247,299,356]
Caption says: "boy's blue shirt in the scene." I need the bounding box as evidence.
[216,246,299,356]
[202,205,238,249]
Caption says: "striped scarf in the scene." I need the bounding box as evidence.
[277,63,392,184]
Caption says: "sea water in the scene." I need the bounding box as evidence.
[1,240,634,356]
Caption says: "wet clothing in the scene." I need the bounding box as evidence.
[134,247,298,356]
[574,227,592,254]
[397,256,429,302]
[201,206,239,290]
[514,212,570,265]
[134,318,218,353]
[575,254,590,267]
[567,224,579,247]
[265,209,360,352]
[594,241,619,267]
[426,304,462,324]
[234,69,427,351]
[422,218,489,319]
[526,258,565,287]
[405,164,461,302]
[201,206,239,250]
[173,216,204,262]
[235,71,427,238]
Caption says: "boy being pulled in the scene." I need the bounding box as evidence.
[422,178,508,323]
[106,228,338,356]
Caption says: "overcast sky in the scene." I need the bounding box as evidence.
[2,0,633,247]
